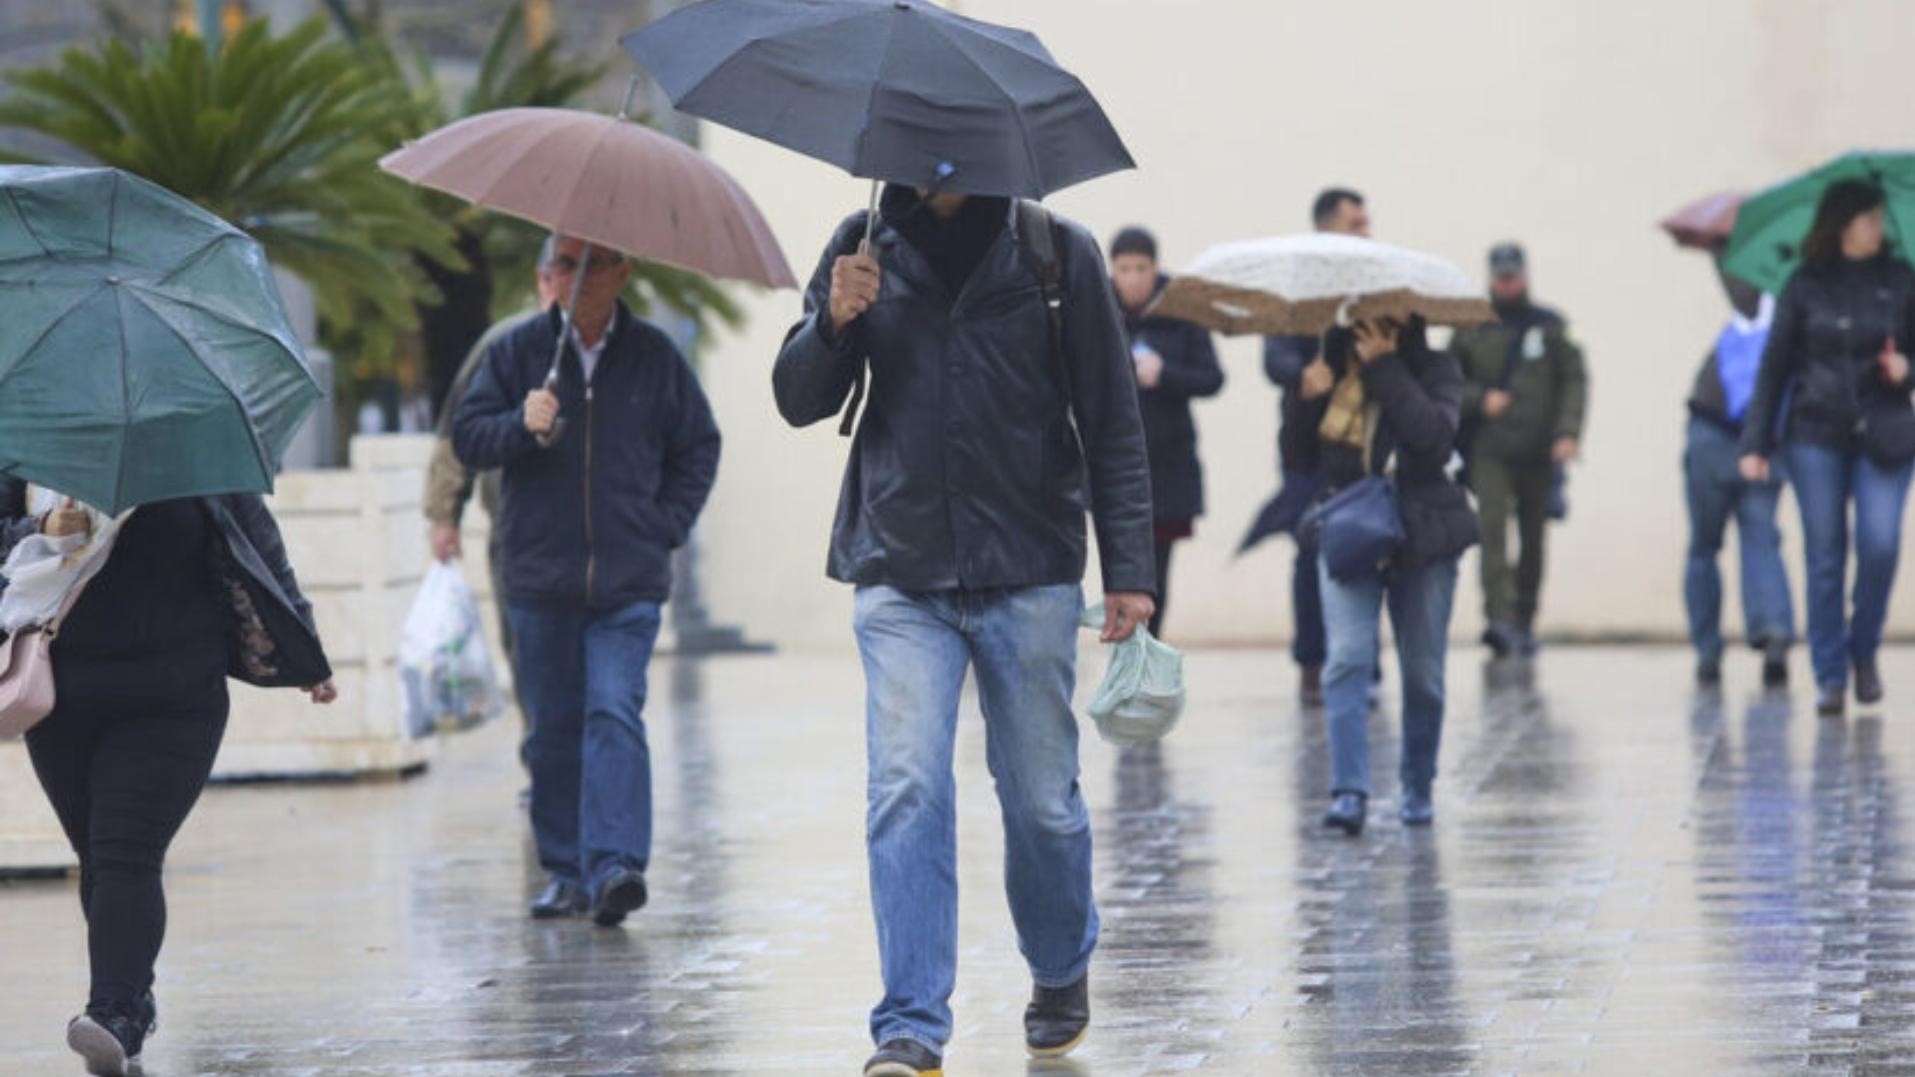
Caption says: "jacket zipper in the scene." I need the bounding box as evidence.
[584,385,597,604]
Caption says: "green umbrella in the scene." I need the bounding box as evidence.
[0,166,320,514]
[1722,151,1915,294]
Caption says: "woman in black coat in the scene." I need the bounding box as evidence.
[1,479,333,1076]
[1297,316,1478,837]
[1738,180,1915,716]
[1109,228,1225,638]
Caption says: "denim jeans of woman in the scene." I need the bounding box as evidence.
[1318,558,1460,798]
[1785,443,1915,689]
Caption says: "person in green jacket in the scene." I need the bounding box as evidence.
[1452,243,1589,657]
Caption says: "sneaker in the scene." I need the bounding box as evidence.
[1024,975,1090,1059]
[67,1010,144,1077]
[863,1038,943,1076]
[1856,660,1885,706]
[592,868,648,928]
[1299,665,1324,707]
[1696,657,1723,687]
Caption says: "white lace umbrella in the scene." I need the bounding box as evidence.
[1149,233,1494,336]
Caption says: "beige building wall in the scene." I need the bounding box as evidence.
[686,0,1915,652]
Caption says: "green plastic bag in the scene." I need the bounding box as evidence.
[1079,605,1186,747]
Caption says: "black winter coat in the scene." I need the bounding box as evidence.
[773,191,1156,596]
[453,303,722,611]
[1299,334,1480,571]
[0,479,332,689]
[1123,277,1224,522]
[1264,333,1321,476]
[1742,255,1915,457]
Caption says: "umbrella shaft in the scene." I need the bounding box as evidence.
[545,238,597,388]
[863,179,881,249]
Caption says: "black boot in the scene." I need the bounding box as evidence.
[1856,660,1885,706]
[863,1039,943,1076]
[529,877,588,920]
[1322,792,1367,837]
[1697,656,1723,687]
[1024,975,1090,1059]
[592,868,649,928]
[1761,640,1789,688]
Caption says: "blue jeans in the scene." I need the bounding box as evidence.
[507,599,663,890]
[1684,419,1796,660]
[1319,558,1459,798]
[853,584,1096,1051]
[1786,442,1915,688]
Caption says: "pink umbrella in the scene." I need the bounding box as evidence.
[1661,190,1747,251]
[380,106,796,290]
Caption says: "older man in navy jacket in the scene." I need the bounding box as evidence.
[455,234,721,926]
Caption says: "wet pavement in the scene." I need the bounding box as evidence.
[5,646,1915,1075]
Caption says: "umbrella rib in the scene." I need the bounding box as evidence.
[124,283,314,388]
[0,188,53,258]
[924,21,1039,192]
[121,287,276,490]
[0,283,108,383]
[111,285,131,513]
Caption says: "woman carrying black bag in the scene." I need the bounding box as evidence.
[1739,180,1915,717]
[0,479,335,1077]
[1300,316,1478,837]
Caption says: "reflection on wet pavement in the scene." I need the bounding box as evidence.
[5,648,1915,1073]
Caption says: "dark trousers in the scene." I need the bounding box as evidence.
[1151,538,1175,638]
[26,662,229,1016]
[1292,540,1326,667]
[1471,452,1555,630]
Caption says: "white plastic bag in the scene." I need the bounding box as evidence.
[1079,604,1187,748]
[399,561,503,738]
[0,488,125,635]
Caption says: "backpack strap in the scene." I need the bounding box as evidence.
[1015,199,1071,401]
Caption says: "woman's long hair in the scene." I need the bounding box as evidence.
[1800,179,1886,268]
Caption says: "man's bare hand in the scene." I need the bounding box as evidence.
[41,499,90,540]
[1300,358,1335,401]
[829,243,882,335]
[1103,592,1157,643]
[1483,389,1513,419]
[430,524,462,563]
[524,388,560,437]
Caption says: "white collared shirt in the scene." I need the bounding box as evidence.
[570,310,618,386]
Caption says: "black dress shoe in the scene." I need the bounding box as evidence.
[1817,683,1847,718]
[529,877,588,920]
[1856,661,1885,706]
[1322,792,1366,837]
[1024,975,1089,1059]
[864,1038,943,1076]
[1697,657,1723,687]
[592,868,649,928]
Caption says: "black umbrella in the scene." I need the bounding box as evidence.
[623,0,1134,232]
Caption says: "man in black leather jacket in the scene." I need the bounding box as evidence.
[774,185,1154,1070]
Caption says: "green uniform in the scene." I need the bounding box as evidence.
[1452,304,1588,632]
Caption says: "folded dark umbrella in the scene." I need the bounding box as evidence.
[1237,474,1322,556]
[623,0,1134,204]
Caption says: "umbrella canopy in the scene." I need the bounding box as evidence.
[1149,234,1495,337]
[622,0,1135,200]
[0,166,320,514]
[1722,151,1915,293]
[1661,190,1746,251]
[380,107,796,290]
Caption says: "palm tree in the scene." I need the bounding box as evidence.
[0,19,461,367]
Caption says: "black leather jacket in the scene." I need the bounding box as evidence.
[1742,254,1915,457]
[1,479,332,689]
[774,196,1156,596]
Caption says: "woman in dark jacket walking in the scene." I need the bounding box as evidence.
[0,479,334,1076]
[1109,227,1225,638]
[1739,180,1915,716]
[1298,317,1478,836]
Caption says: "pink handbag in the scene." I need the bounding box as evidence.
[0,582,83,738]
